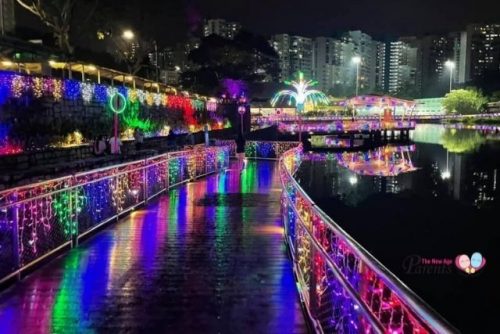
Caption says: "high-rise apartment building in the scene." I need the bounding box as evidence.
[375,42,387,92]
[387,37,420,94]
[342,31,378,93]
[203,19,241,40]
[463,24,500,82]
[270,34,313,81]
[312,37,338,92]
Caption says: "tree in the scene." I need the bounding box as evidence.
[394,83,421,100]
[181,32,279,95]
[110,37,153,75]
[15,0,97,54]
[442,88,488,115]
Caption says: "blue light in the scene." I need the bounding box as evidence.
[93,84,107,104]
[64,80,81,100]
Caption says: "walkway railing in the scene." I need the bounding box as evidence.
[279,145,457,334]
[214,140,299,159]
[0,145,230,284]
[277,120,416,134]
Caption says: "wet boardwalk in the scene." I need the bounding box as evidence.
[0,161,307,334]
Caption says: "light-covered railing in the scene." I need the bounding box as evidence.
[277,120,416,134]
[254,112,500,124]
[279,145,457,334]
[214,140,299,159]
[0,145,230,284]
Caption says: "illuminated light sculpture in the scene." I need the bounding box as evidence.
[271,72,329,141]
[109,92,127,152]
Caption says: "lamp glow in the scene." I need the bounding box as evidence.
[441,170,451,180]
[352,56,361,64]
[122,30,135,40]
[445,60,455,69]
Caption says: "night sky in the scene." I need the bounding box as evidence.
[15,0,500,45]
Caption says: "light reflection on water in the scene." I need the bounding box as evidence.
[297,123,500,333]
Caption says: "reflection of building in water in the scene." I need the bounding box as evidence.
[453,154,463,201]
[374,177,400,194]
[472,170,497,208]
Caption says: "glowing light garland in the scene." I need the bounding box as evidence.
[93,84,107,103]
[11,75,25,98]
[80,83,94,103]
[0,145,230,280]
[0,72,219,114]
[279,144,454,334]
[31,77,44,98]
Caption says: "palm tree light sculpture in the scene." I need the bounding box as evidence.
[271,72,329,141]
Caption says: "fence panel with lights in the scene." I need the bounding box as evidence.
[214,140,300,160]
[278,145,456,334]
[0,145,230,284]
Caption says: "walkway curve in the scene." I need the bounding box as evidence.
[0,161,307,333]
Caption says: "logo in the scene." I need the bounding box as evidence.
[455,252,486,274]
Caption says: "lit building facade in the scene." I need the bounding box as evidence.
[203,19,241,40]
[463,24,500,82]
[420,33,465,96]
[387,38,420,94]
[270,34,313,81]
[312,37,338,92]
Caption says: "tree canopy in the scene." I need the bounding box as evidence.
[181,32,279,95]
[442,88,488,114]
[15,0,98,54]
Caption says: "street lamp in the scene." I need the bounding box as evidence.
[122,30,135,40]
[445,60,455,93]
[352,56,361,96]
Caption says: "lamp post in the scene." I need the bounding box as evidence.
[445,60,455,93]
[238,96,247,135]
[352,56,361,96]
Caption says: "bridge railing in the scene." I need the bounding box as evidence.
[0,145,230,284]
[279,145,457,334]
[277,120,416,133]
[214,140,299,159]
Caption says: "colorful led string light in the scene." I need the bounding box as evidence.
[280,145,440,333]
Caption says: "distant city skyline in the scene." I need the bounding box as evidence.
[9,0,500,45]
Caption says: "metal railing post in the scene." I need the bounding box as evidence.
[143,159,149,203]
[12,197,21,281]
[166,155,170,190]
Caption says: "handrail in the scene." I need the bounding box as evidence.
[0,145,230,285]
[279,144,458,334]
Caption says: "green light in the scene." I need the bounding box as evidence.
[109,92,127,114]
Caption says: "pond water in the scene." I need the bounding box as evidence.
[296,123,500,333]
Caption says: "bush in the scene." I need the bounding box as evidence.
[443,88,488,115]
